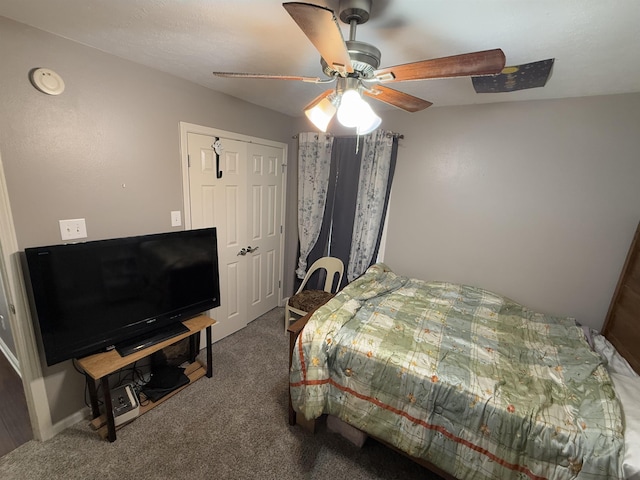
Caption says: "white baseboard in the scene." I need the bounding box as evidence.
[51,407,90,437]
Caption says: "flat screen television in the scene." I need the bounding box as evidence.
[24,228,221,366]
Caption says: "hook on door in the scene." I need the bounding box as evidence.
[213,137,223,179]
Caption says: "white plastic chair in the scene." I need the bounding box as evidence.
[285,257,344,332]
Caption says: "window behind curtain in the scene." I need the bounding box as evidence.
[303,135,398,291]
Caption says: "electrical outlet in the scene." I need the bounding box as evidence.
[59,218,87,241]
[171,211,182,227]
[0,315,5,331]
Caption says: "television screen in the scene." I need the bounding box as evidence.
[24,228,220,366]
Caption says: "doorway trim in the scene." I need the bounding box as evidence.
[0,152,53,441]
[178,122,288,308]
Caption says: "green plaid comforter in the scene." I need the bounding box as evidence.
[290,264,624,480]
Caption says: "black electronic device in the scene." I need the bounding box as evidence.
[24,228,221,366]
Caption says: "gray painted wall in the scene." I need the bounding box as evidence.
[2,14,640,432]
[293,95,640,331]
[379,94,640,330]
[0,17,298,425]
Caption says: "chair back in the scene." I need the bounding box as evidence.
[297,257,344,294]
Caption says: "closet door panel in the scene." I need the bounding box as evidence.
[187,133,248,342]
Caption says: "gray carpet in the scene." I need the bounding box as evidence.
[0,308,438,479]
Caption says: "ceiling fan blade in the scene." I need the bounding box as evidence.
[364,85,432,112]
[374,48,506,82]
[212,71,324,83]
[283,2,353,75]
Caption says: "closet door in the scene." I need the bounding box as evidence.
[187,133,248,341]
[186,130,285,343]
[246,143,283,321]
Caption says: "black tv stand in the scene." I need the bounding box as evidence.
[115,322,189,357]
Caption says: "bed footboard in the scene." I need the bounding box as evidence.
[287,312,313,426]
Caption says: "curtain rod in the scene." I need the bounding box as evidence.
[292,132,404,139]
[386,131,404,139]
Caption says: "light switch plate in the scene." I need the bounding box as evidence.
[59,218,87,240]
[171,210,182,227]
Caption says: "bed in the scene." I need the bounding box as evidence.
[288,223,640,480]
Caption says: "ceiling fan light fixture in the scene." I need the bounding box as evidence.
[305,96,337,132]
[216,3,504,127]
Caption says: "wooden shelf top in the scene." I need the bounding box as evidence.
[77,315,216,380]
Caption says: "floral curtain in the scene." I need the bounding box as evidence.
[347,130,395,281]
[296,132,333,279]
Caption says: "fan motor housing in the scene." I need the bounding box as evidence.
[321,40,381,78]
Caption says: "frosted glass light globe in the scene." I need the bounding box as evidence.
[356,102,381,135]
[336,89,363,128]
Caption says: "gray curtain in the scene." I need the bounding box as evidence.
[347,130,396,281]
[306,131,398,288]
[296,132,333,279]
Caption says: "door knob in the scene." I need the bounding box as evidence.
[246,246,259,253]
[237,248,247,256]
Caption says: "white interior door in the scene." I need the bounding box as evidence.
[184,127,286,343]
[187,133,248,341]
[246,143,283,320]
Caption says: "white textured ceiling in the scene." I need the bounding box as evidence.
[1,0,639,117]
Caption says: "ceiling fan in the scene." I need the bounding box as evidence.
[212,0,506,133]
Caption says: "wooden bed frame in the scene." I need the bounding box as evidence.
[602,221,640,375]
[287,220,640,477]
